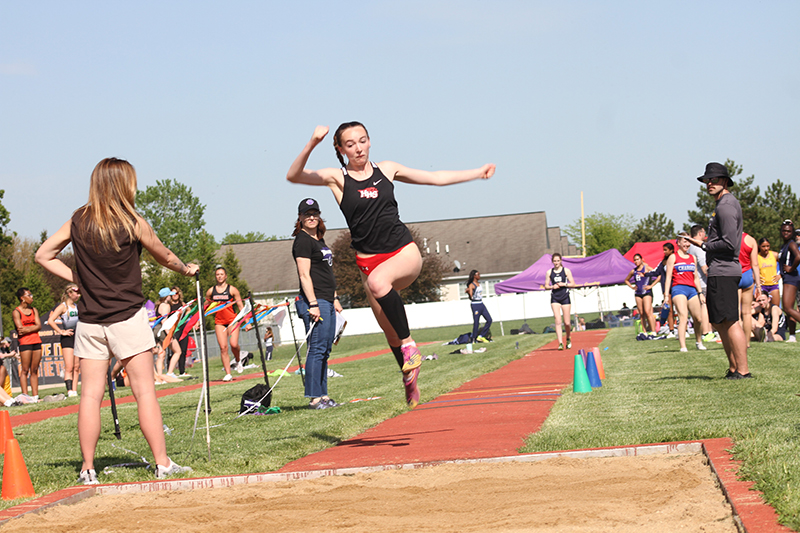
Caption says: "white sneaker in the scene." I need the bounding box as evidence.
[235,361,244,374]
[67,390,78,398]
[222,374,233,382]
[679,347,688,352]
[696,342,707,351]
[166,372,177,378]
[78,469,99,485]
[788,335,797,343]
[155,458,192,479]
[666,332,676,339]
[179,373,191,378]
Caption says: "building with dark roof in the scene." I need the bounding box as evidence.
[220,211,578,304]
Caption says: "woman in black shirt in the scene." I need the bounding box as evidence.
[293,199,343,409]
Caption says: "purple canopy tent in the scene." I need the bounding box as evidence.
[494,249,635,294]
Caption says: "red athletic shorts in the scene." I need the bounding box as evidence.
[356,247,405,275]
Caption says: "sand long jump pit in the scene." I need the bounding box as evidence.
[0,443,744,533]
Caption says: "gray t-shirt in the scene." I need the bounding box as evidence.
[706,192,742,278]
[687,244,708,289]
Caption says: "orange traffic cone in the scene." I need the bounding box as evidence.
[592,346,606,380]
[0,411,12,454]
[2,438,35,500]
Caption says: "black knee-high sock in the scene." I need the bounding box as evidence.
[390,345,404,370]
[65,379,72,392]
[375,289,411,340]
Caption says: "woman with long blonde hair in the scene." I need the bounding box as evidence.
[48,283,81,397]
[36,158,198,485]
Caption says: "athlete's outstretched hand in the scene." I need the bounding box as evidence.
[479,164,496,180]
[311,125,329,145]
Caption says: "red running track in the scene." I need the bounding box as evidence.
[279,330,610,471]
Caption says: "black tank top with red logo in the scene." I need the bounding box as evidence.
[338,163,413,254]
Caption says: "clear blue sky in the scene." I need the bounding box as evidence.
[2,1,799,246]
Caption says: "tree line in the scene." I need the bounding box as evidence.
[565,160,798,257]
[0,180,279,337]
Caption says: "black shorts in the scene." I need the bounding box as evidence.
[19,343,41,352]
[551,292,571,306]
[635,291,653,299]
[60,335,75,350]
[707,276,740,324]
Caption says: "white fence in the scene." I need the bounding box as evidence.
[271,283,664,341]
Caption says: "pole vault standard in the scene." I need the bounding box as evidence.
[106,366,122,440]
[194,272,211,460]
[247,294,271,389]
[286,298,305,387]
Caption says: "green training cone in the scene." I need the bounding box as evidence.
[573,354,592,393]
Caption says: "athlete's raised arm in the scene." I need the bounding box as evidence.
[286,126,344,191]
[380,161,495,186]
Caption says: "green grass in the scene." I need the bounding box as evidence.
[10,320,800,530]
[521,328,800,530]
[0,319,549,510]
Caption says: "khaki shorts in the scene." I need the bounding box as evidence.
[74,307,156,361]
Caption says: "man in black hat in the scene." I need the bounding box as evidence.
[689,162,751,379]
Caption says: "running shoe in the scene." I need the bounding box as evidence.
[666,332,676,339]
[403,366,421,409]
[308,400,329,410]
[679,347,688,352]
[155,459,193,479]
[476,336,489,343]
[78,469,99,485]
[222,373,233,382]
[178,373,191,378]
[401,343,422,373]
[323,398,341,408]
[725,371,754,380]
[67,390,78,398]
[788,335,797,343]
[702,332,716,343]
[566,339,572,349]
[236,360,244,373]
[696,342,707,351]
[558,343,564,351]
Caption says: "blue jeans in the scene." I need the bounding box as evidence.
[295,296,335,399]
[471,302,493,341]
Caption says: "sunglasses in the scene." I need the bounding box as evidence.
[702,176,725,185]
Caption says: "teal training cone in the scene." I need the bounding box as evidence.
[586,351,603,388]
[573,354,592,393]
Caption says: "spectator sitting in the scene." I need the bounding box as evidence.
[619,303,631,318]
[752,292,785,342]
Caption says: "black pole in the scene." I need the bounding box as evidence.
[247,294,271,389]
[286,298,305,387]
[106,366,121,440]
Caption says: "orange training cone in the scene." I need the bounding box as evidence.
[0,411,12,454]
[592,347,606,379]
[2,438,35,500]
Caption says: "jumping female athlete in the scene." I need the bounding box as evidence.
[287,123,494,408]
[544,253,575,350]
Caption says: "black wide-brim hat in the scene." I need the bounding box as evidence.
[696,162,731,184]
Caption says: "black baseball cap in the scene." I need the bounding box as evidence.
[298,198,320,214]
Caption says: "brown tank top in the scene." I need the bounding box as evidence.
[71,208,145,324]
